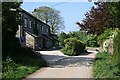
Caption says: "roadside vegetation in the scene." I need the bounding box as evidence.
[75,2,120,79]
[2,43,47,80]
[58,31,98,56]
[2,2,47,79]
[93,30,120,79]
[93,52,120,79]
[61,38,86,56]
[2,1,120,79]
[59,1,120,79]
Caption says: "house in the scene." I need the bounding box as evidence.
[16,8,54,50]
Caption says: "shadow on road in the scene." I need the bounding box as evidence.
[40,51,95,68]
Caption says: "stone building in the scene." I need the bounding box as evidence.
[16,8,54,50]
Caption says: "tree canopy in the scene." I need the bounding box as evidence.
[108,2,120,28]
[32,6,65,34]
[58,32,68,47]
[2,2,22,48]
[76,2,115,35]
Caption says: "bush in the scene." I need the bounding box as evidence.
[97,28,115,44]
[2,47,47,79]
[93,52,120,79]
[61,38,86,56]
[58,32,68,47]
[87,38,98,47]
[113,30,120,69]
[113,30,120,55]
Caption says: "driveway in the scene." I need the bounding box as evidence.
[24,48,98,79]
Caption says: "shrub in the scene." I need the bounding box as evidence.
[58,32,68,47]
[113,30,120,55]
[93,52,120,79]
[2,56,17,74]
[2,47,47,79]
[61,48,75,56]
[87,38,98,47]
[61,38,86,56]
[97,28,115,44]
[68,31,95,43]
[113,30,120,69]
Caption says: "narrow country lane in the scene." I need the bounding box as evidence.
[23,48,98,79]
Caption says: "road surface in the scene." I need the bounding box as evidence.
[23,48,98,79]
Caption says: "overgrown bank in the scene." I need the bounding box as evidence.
[93,52,120,79]
[93,30,120,79]
[2,43,47,80]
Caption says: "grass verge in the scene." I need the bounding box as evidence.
[2,46,47,80]
[93,52,120,79]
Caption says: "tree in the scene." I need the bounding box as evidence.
[58,32,68,47]
[108,2,120,29]
[32,6,65,34]
[2,2,22,49]
[76,2,114,35]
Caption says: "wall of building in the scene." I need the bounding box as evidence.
[25,32,35,49]
[17,9,54,50]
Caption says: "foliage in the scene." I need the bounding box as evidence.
[68,31,88,42]
[87,38,98,47]
[97,28,115,43]
[61,38,86,56]
[2,3,47,79]
[113,30,120,55]
[93,52,120,79]
[2,2,22,47]
[113,30,120,69]
[68,31,97,47]
[2,47,46,79]
[32,6,65,34]
[59,31,97,48]
[76,2,114,35]
[108,2,120,29]
[58,32,68,47]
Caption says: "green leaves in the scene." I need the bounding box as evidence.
[61,38,86,56]
[2,47,46,79]
[32,6,65,34]
[2,2,22,48]
[97,28,116,43]
[58,32,68,46]
[93,52,120,79]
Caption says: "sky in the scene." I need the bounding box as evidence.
[21,2,95,33]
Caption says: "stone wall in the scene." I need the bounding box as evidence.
[102,38,114,54]
[25,32,35,49]
[99,32,117,54]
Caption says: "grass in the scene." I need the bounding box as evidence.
[93,52,120,79]
[2,44,47,80]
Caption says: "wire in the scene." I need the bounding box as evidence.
[50,2,68,7]
[50,0,73,7]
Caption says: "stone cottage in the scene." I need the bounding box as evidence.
[16,8,54,50]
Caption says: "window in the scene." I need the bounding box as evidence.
[29,21,32,28]
[24,18,27,27]
[37,24,39,29]
[40,26,42,31]
[35,22,37,29]
[46,28,48,33]
[42,26,44,32]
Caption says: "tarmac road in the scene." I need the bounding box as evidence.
[23,48,98,79]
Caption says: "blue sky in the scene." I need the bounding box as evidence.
[21,2,95,33]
